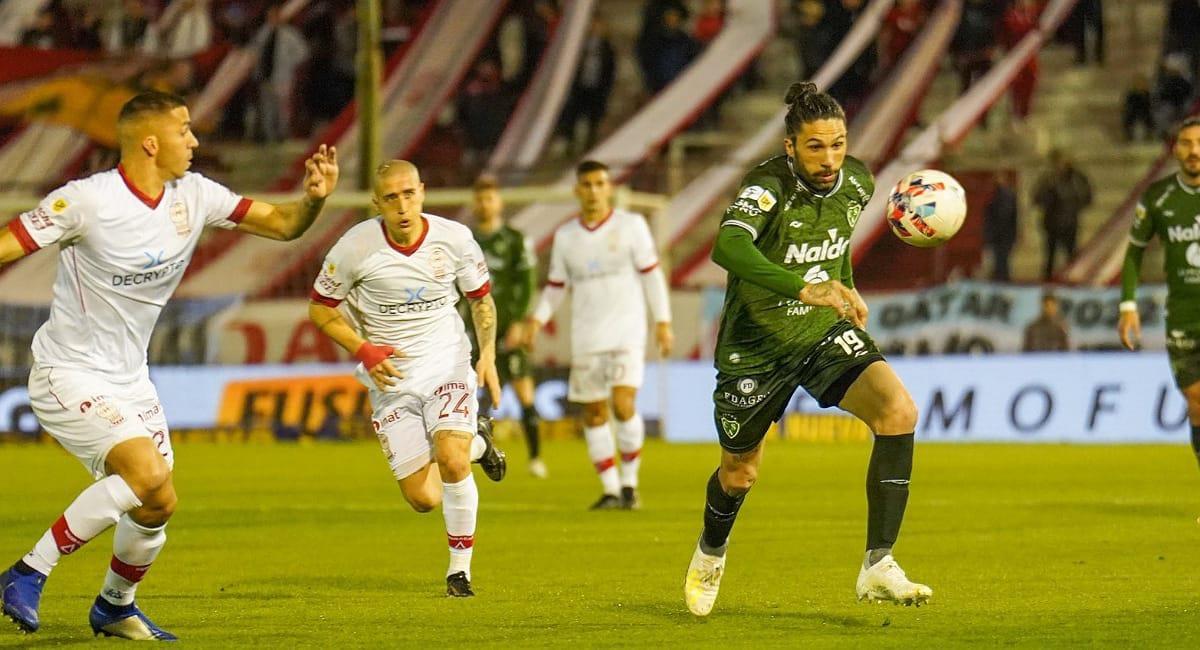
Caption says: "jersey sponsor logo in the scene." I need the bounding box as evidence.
[1188,243,1200,268]
[141,250,166,270]
[25,207,53,230]
[737,378,757,394]
[138,402,162,422]
[728,352,741,364]
[847,174,870,202]
[847,201,862,227]
[790,220,802,228]
[803,266,830,283]
[434,381,468,395]
[1167,217,1200,243]
[379,289,449,314]
[731,198,764,217]
[784,228,849,264]
[112,259,187,287]
[757,192,776,211]
[719,413,741,438]
[723,390,766,408]
[51,198,69,213]
[170,200,190,236]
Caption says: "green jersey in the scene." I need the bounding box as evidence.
[714,154,874,375]
[1129,174,1200,329]
[473,224,536,331]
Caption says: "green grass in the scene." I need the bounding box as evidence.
[2,439,1199,647]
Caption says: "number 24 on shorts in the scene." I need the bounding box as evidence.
[438,391,471,419]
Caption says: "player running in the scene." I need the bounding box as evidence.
[470,175,546,478]
[683,82,932,616]
[0,91,339,639]
[308,160,507,598]
[526,160,673,510]
[1119,116,1200,470]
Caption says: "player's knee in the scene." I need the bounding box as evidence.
[123,463,172,501]
[404,492,440,513]
[613,399,636,422]
[719,459,758,495]
[435,452,471,483]
[581,403,608,427]
[874,393,918,434]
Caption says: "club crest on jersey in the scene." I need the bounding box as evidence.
[169,200,190,236]
[847,201,861,227]
[720,414,741,439]
[94,402,126,427]
[429,247,448,280]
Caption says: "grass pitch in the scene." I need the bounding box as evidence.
[2,438,1199,647]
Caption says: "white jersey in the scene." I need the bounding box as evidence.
[12,167,249,383]
[539,209,660,356]
[310,214,491,377]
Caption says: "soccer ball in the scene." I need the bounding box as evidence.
[886,169,967,248]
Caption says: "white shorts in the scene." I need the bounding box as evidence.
[362,357,479,481]
[28,363,174,480]
[568,348,645,403]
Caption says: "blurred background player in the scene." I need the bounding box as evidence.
[683,82,931,617]
[469,175,545,478]
[0,91,339,639]
[526,160,673,510]
[1119,116,1200,474]
[309,160,507,598]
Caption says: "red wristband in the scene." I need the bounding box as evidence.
[355,341,394,370]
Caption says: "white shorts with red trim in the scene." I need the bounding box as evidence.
[567,348,645,403]
[28,363,174,479]
[362,356,479,480]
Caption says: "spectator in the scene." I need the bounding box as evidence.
[103,0,150,53]
[790,0,839,79]
[1002,0,1042,122]
[1165,0,1200,80]
[558,15,615,154]
[70,4,103,50]
[984,173,1018,282]
[146,0,214,59]
[1062,0,1104,65]
[952,0,999,98]
[643,6,699,93]
[1123,73,1154,141]
[636,0,689,92]
[249,3,310,142]
[516,0,559,88]
[1034,150,1093,280]
[457,59,512,169]
[1154,55,1195,138]
[693,0,724,45]
[880,0,926,71]
[1023,292,1071,352]
[827,0,875,114]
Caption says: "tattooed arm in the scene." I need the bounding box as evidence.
[469,293,502,407]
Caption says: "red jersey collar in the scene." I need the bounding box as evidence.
[117,164,165,209]
[382,217,429,256]
[580,209,613,231]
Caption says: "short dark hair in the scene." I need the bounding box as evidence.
[1178,116,1200,135]
[575,160,609,178]
[118,91,187,124]
[473,174,500,193]
[783,81,845,137]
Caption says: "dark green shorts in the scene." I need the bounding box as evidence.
[1166,329,1200,389]
[712,322,884,453]
[497,346,532,385]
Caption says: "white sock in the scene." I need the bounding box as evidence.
[24,475,142,576]
[469,434,487,462]
[584,423,620,495]
[616,413,645,489]
[442,475,478,579]
[101,515,166,606]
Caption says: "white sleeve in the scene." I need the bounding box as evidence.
[532,232,568,323]
[640,267,671,323]
[310,237,358,306]
[629,213,660,273]
[455,233,492,298]
[194,174,252,230]
[10,182,88,252]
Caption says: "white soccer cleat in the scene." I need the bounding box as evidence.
[528,458,548,479]
[856,555,932,606]
[684,543,726,616]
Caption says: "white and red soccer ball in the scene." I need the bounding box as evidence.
[886,169,967,248]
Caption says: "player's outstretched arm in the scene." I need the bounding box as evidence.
[469,293,503,408]
[238,145,340,241]
[0,225,31,265]
[308,300,403,389]
[1118,242,1145,351]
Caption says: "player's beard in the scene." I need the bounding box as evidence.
[1183,158,1200,181]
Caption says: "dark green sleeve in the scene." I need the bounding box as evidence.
[511,232,536,318]
[841,251,855,290]
[1121,243,1144,303]
[712,225,804,298]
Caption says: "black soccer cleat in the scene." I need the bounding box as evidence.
[474,416,507,482]
[446,572,474,597]
[620,486,641,510]
[589,493,622,510]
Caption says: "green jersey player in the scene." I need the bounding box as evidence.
[1119,116,1200,469]
[683,82,932,616]
[470,176,545,477]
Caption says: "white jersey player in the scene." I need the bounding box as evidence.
[308,160,507,598]
[526,160,673,510]
[0,91,339,640]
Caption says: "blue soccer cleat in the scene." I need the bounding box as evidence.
[88,597,177,641]
[1,562,47,633]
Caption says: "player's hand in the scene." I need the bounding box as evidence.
[303,144,339,200]
[655,321,674,357]
[476,352,502,409]
[848,288,869,329]
[799,280,864,328]
[356,341,404,389]
[1118,309,1142,351]
[504,322,524,351]
[522,318,543,350]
